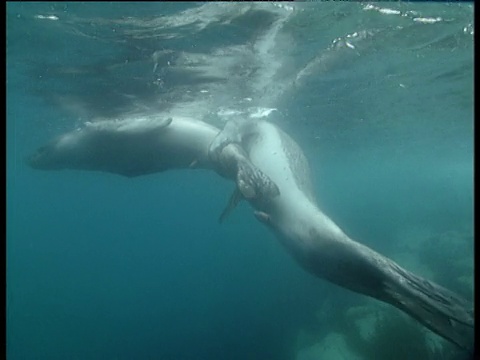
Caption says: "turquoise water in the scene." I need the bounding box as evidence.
[7,2,473,360]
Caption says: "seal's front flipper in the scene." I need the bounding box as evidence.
[218,189,243,223]
[218,158,280,223]
[236,157,280,201]
[212,141,280,203]
[210,119,279,220]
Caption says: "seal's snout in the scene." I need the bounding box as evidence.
[25,149,43,169]
[25,145,58,170]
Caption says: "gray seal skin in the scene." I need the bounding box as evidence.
[209,119,474,351]
[27,115,279,202]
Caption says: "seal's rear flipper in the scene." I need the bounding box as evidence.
[310,232,474,352]
[384,262,474,351]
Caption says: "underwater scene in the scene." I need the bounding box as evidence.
[7,2,474,360]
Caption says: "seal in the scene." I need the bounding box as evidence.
[209,119,474,351]
[27,116,473,350]
[27,115,279,201]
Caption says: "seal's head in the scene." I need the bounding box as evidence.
[26,143,66,170]
[26,132,82,170]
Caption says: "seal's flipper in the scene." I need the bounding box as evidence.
[209,119,280,207]
[211,141,280,204]
[218,161,280,222]
[236,158,280,201]
[216,155,279,223]
[218,188,243,223]
[384,262,474,351]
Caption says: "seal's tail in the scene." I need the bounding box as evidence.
[383,262,474,352]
